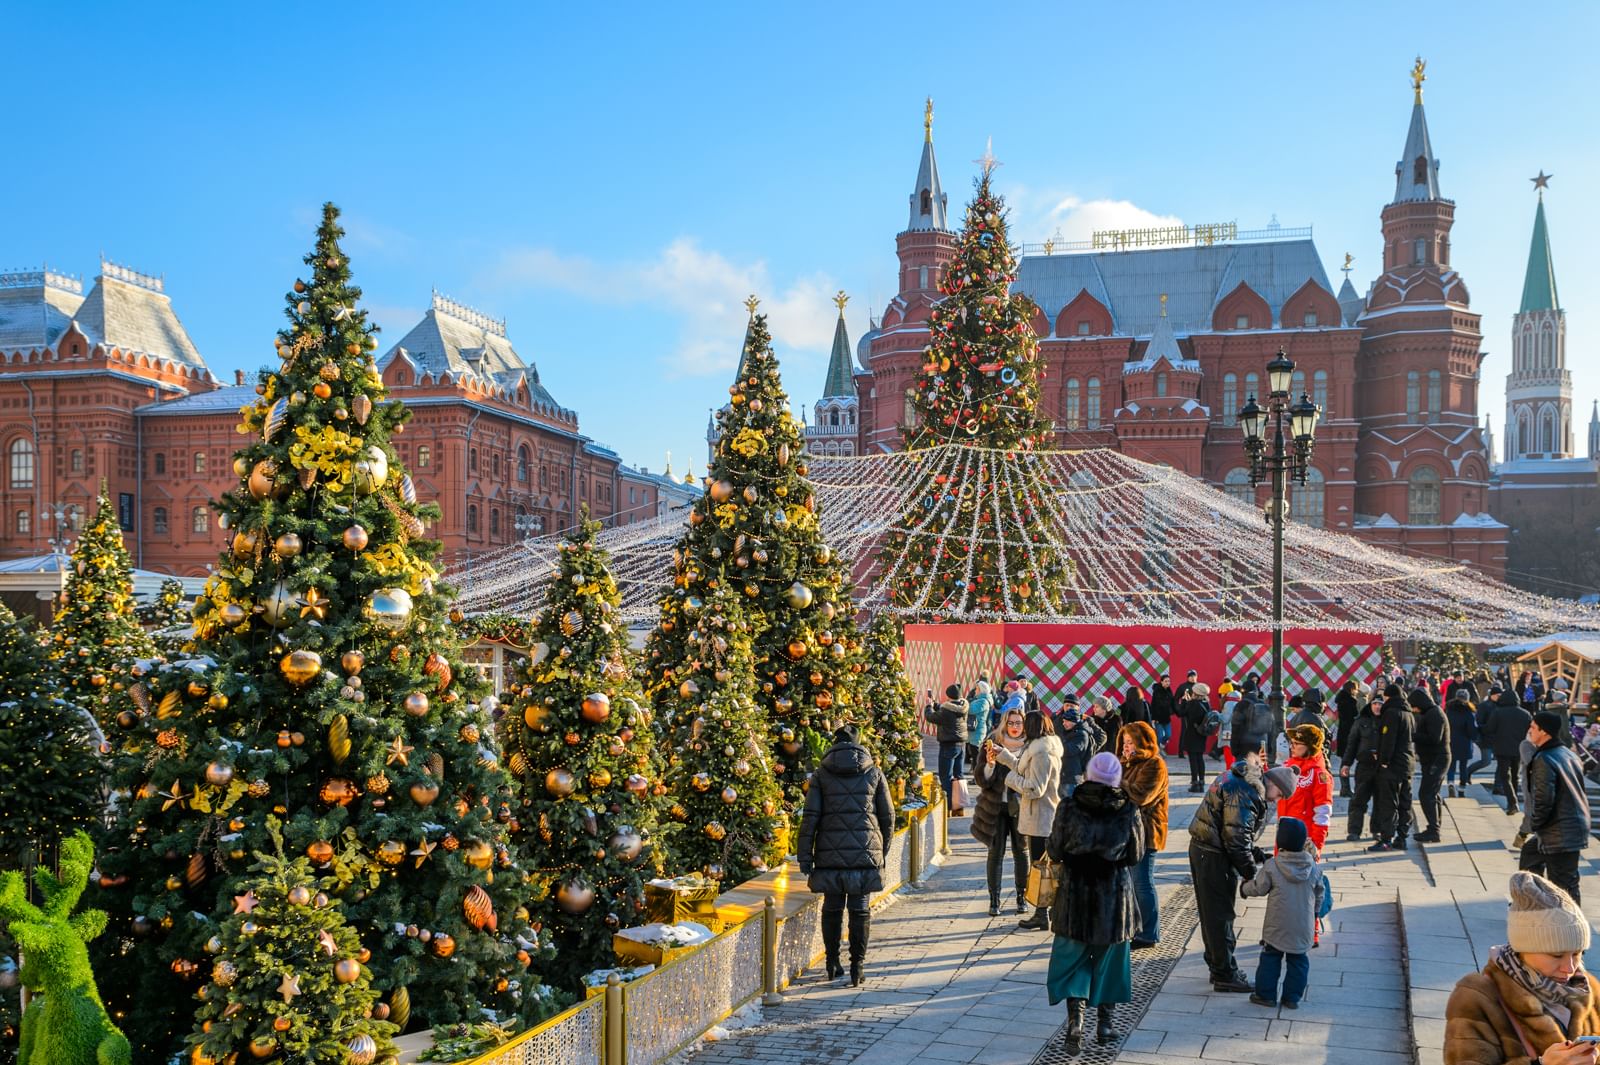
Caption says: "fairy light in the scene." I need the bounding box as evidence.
[449,443,1600,643]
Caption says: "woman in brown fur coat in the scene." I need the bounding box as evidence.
[1446,872,1600,1065]
[1119,721,1168,948]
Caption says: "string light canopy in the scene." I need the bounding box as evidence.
[448,443,1600,643]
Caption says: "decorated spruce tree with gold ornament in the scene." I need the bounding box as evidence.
[878,169,1069,619]
[644,311,863,810]
[186,821,396,1065]
[855,616,924,806]
[657,587,785,886]
[43,489,158,736]
[500,513,663,994]
[91,204,554,1061]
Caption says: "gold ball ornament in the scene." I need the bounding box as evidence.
[580,692,611,723]
[204,763,233,787]
[347,1034,378,1065]
[709,479,735,503]
[341,650,365,675]
[786,583,814,609]
[555,878,595,915]
[376,841,406,866]
[403,691,430,717]
[312,381,333,400]
[353,445,389,493]
[287,885,312,906]
[691,772,712,792]
[279,649,322,687]
[319,778,358,806]
[307,840,334,864]
[272,532,302,557]
[463,840,495,869]
[247,459,280,499]
[589,768,612,789]
[273,1015,293,1033]
[342,525,370,551]
[408,779,440,806]
[463,885,496,931]
[522,702,551,732]
[721,786,738,804]
[216,603,248,627]
[261,581,298,628]
[334,958,362,983]
[230,529,260,560]
[625,773,650,795]
[248,1035,277,1058]
[704,821,727,841]
[545,767,576,798]
[363,588,413,634]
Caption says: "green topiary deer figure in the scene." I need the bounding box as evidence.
[0,832,130,1065]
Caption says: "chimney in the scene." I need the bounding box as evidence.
[234,369,246,386]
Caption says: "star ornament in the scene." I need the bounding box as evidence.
[233,890,259,915]
[318,929,338,957]
[277,972,301,1003]
[161,781,186,812]
[298,586,329,620]
[384,737,414,767]
[411,839,438,867]
[1532,170,1553,193]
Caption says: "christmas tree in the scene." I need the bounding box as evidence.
[93,204,551,1060]
[878,170,1070,618]
[644,312,862,810]
[44,488,158,734]
[0,603,104,1065]
[854,616,924,807]
[185,821,397,1065]
[657,587,785,886]
[139,578,190,659]
[500,513,663,994]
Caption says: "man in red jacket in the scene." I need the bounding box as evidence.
[1279,725,1335,852]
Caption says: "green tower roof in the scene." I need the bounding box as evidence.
[821,307,855,398]
[1520,196,1560,313]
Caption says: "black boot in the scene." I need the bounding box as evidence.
[821,908,844,981]
[1097,1004,1115,1044]
[1018,905,1049,930]
[1339,778,1353,798]
[1065,999,1086,1053]
[848,910,869,986]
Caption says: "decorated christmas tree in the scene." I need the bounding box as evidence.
[644,311,862,810]
[878,169,1070,618]
[500,513,663,993]
[854,616,924,806]
[43,488,158,734]
[92,204,553,1060]
[0,603,105,1065]
[185,821,397,1065]
[139,578,190,658]
[657,587,785,886]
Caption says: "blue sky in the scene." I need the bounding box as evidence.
[8,3,1598,473]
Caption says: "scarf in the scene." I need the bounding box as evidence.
[997,729,1026,755]
[1492,944,1592,1030]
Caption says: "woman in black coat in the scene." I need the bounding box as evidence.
[1445,693,1479,796]
[1178,684,1213,793]
[1149,679,1175,748]
[972,708,1029,916]
[1045,751,1145,1050]
[796,724,894,985]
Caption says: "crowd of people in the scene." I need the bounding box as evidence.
[802,663,1596,1059]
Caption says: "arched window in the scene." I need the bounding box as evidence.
[1312,370,1329,412]
[1244,373,1259,405]
[193,451,206,474]
[417,445,431,469]
[191,505,209,534]
[1521,325,1533,371]
[829,410,839,427]
[70,449,84,473]
[152,507,168,534]
[1517,408,1532,458]
[1426,370,1442,422]
[1414,156,1428,186]
[1155,372,1168,397]
[1407,466,1440,525]
[491,452,500,478]
[1406,371,1420,419]
[490,509,500,537]
[1291,369,1306,399]
[920,189,932,216]
[1222,373,1238,425]
[517,445,529,482]
[154,452,167,475]
[540,464,549,489]
[1086,377,1101,429]
[1542,323,1555,367]
[1290,467,1325,528]
[15,510,29,535]
[1064,379,1080,429]
[1413,238,1427,264]
[1540,407,1556,454]
[467,504,479,534]
[469,448,478,474]
[9,439,34,488]
[1223,468,1254,506]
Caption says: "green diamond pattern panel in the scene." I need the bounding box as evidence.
[1284,643,1381,694]
[903,640,942,704]
[1225,644,1271,682]
[952,641,1006,691]
[1005,643,1170,704]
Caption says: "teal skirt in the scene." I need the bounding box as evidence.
[1046,937,1132,1006]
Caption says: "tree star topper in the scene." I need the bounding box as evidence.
[974,137,1001,177]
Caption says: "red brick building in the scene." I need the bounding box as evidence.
[848,78,1505,578]
[0,269,659,578]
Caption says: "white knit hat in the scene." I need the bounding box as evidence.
[1506,872,1591,954]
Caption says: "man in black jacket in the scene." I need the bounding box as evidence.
[1368,685,1417,852]
[1482,690,1533,815]
[797,725,895,984]
[1409,689,1450,843]
[1334,680,1361,797]
[926,684,970,815]
[1519,711,1590,903]
[1186,739,1297,992]
[1345,697,1383,840]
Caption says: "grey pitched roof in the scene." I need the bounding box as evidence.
[1015,238,1334,338]
[1127,306,1196,373]
[378,293,565,410]
[1393,101,1442,203]
[0,270,85,352]
[75,267,207,369]
[1337,278,1365,326]
[136,384,255,416]
[906,135,949,232]
[821,312,855,398]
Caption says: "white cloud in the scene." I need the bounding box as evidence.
[486,239,842,378]
[1000,183,1185,245]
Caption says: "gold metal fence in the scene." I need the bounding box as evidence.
[459,779,945,1065]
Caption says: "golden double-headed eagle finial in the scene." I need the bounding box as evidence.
[1411,56,1426,103]
[924,97,933,142]
[833,291,849,315]
[743,294,760,318]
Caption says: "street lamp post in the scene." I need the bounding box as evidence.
[1237,350,1321,743]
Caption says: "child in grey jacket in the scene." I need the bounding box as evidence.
[1241,816,1323,1008]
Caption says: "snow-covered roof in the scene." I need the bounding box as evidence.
[136,384,256,416]
[0,270,84,352]
[74,266,207,370]
[378,293,567,412]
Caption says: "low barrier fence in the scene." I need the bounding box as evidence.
[461,783,948,1065]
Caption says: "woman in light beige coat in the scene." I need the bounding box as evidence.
[991,710,1064,930]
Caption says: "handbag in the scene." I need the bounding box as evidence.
[1025,854,1061,907]
[950,777,971,810]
